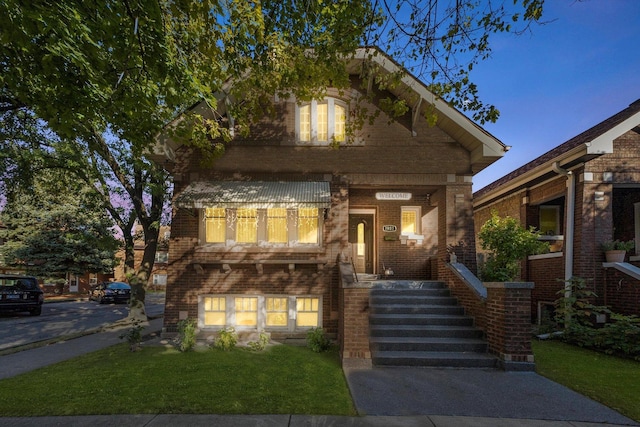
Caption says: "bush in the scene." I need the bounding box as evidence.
[478,210,548,281]
[119,321,143,352]
[247,332,270,352]
[214,327,237,351]
[177,318,197,352]
[554,277,640,360]
[306,327,331,353]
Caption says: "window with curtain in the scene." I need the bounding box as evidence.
[297,98,347,144]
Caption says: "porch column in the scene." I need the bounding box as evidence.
[438,180,477,275]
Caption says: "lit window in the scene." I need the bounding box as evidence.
[297,98,347,144]
[236,208,257,243]
[267,208,288,243]
[296,297,319,327]
[235,297,258,327]
[334,104,346,142]
[539,206,560,235]
[298,208,318,244]
[266,297,288,327]
[299,105,311,141]
[205,208,226,243]
[204,297,226,326]
[401,207,421,235]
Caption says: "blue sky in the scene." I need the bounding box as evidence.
[468,0,640,192]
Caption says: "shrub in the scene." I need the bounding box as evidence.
[306,327,331,353]
[214,327,237,351]
[554,277,640,360]
[478,210,548,281]
[177,318,197,352]
[119,321,143,352]
[247,332,270,352]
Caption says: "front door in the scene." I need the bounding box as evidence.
[349,213,374,274]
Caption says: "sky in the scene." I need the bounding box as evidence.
[467,0,640,192]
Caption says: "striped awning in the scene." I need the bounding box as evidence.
[174,181,331,209]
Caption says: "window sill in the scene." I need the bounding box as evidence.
[192,258,328,274]
[528,252,563,260]
[195,245,324,254]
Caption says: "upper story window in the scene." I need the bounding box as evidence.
[154,251,169,263]
[297,98,346,145]
[202,207,322,247]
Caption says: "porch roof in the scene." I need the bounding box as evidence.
[174,181,331,209]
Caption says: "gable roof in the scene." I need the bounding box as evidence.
[474,99,640,207]
[150,47,507,173]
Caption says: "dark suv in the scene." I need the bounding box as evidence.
[0,274,44,316]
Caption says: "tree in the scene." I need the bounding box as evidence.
[0,0,376,321]
[0,1,545,321]
[0,170,120,287]
[478,211,548,281]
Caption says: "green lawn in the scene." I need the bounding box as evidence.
[533,339,640,422]
[0,343,356,416]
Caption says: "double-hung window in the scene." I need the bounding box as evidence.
[401,206,421,235]
[297,98,346,144]
[202,207,321,246]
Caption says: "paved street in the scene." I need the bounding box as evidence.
[0,292,165,351]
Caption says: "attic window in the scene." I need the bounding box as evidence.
[297,98,346,145]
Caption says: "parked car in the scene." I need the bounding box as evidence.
[0,274,44,316]
[88,281,131,304]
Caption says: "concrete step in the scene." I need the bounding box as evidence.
[369,313,475,327]
[370,324,484,339]
[370,295,458,305]
[369,281,447,291]
[371,304,465,316]
[370,337,488,353]
[370,288,450,297]
[372,351,498,368]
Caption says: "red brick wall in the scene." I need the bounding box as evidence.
[528,255,564,321]
[339,287,371,359]
[485,283,534,363]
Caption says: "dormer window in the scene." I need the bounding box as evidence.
[297,98,346,144]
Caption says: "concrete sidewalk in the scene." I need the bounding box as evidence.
[0,318,637,426]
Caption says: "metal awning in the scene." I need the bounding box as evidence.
[174,181,331,209]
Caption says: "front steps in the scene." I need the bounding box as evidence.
[369,282,497,368]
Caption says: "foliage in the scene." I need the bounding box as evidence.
[247,332,270,352]
[371,0,544,124]
[306,327,332,353]
[177,318,198,352]
[601,239,635,252]
[214,327,238,351]
[478,210,548,281]
[119,322,143,352]
[0,169,119,278]
[0,344,356,416]
[533,340,640,422]
[554,277,608,328]
[553,277,640,360]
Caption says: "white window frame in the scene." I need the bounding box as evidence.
[200,207,323,248]
[198,294,322,332]
[296,98,347,145]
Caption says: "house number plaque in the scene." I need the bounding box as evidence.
[383,225,397,232]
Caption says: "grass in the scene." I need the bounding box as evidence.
[533,339,640,422]
[0,343,356,416]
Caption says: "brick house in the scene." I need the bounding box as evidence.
[151,48,531,364]
[113,224,170,290]
[474,99,640,320]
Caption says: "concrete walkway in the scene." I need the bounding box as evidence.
[0,316,637,426]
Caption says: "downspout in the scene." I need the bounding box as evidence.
[552,162,575,298]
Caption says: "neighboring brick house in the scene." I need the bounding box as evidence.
[113,224,171,290]
[151,48,508,349]
[474,99,640,320]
